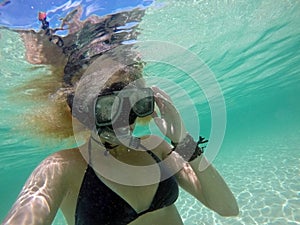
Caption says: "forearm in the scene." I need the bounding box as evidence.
[3,154,68,225]
[3,194,57,225]
[189,156,239,216]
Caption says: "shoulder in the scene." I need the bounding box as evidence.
[2,148,87,224]
[47,147,87,173]
[49,147,86,164]
[37,147,87,186]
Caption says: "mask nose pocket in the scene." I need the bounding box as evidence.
[114,98,135,128]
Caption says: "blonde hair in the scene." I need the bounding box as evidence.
[14,66,74,140]
[16,54,145,141]
[15,8,146,141]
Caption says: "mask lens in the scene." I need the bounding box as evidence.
[95,95,120,126]
[95,88,154,127]
[131,88,154,117]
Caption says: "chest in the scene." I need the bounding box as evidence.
[102,177,160,213]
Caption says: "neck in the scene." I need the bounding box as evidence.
[89,131,132,156]
[90,134,118,149]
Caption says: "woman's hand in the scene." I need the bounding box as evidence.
[151,86,187,143]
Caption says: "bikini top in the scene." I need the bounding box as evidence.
[75,149,179,225]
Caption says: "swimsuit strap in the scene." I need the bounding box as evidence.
[88,138,92,165]
[146,149,161,163]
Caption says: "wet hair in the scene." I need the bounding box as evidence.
[71,55,144,130]
[101,82,128,94]
[15,7,145,140]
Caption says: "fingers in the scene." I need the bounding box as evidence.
[153,117,167,133]
[152,86,173,113]
[152,86,172,102]
[151,86,187,141]
[151,86,183,124]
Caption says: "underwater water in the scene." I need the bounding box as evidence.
[1,0,300,224]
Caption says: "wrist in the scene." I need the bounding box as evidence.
[171,134,207,162]
[171,132,188,146]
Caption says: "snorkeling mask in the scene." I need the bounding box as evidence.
[94,87,154,148]
[94,87,154,127]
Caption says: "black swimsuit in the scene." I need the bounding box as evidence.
[75,150,179,225]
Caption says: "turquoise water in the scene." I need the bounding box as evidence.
[1,0,300,224]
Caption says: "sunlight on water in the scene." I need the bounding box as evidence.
[139,0,300,101]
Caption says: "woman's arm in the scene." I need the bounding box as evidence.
[152,86,239,216]
[158,138,239,217]
[2,151,71,225]
[175,154,239,216]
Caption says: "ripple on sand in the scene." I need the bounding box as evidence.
[176,144,299,224]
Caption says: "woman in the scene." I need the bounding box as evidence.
[2,7,238,225]
[2,55,238,225]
